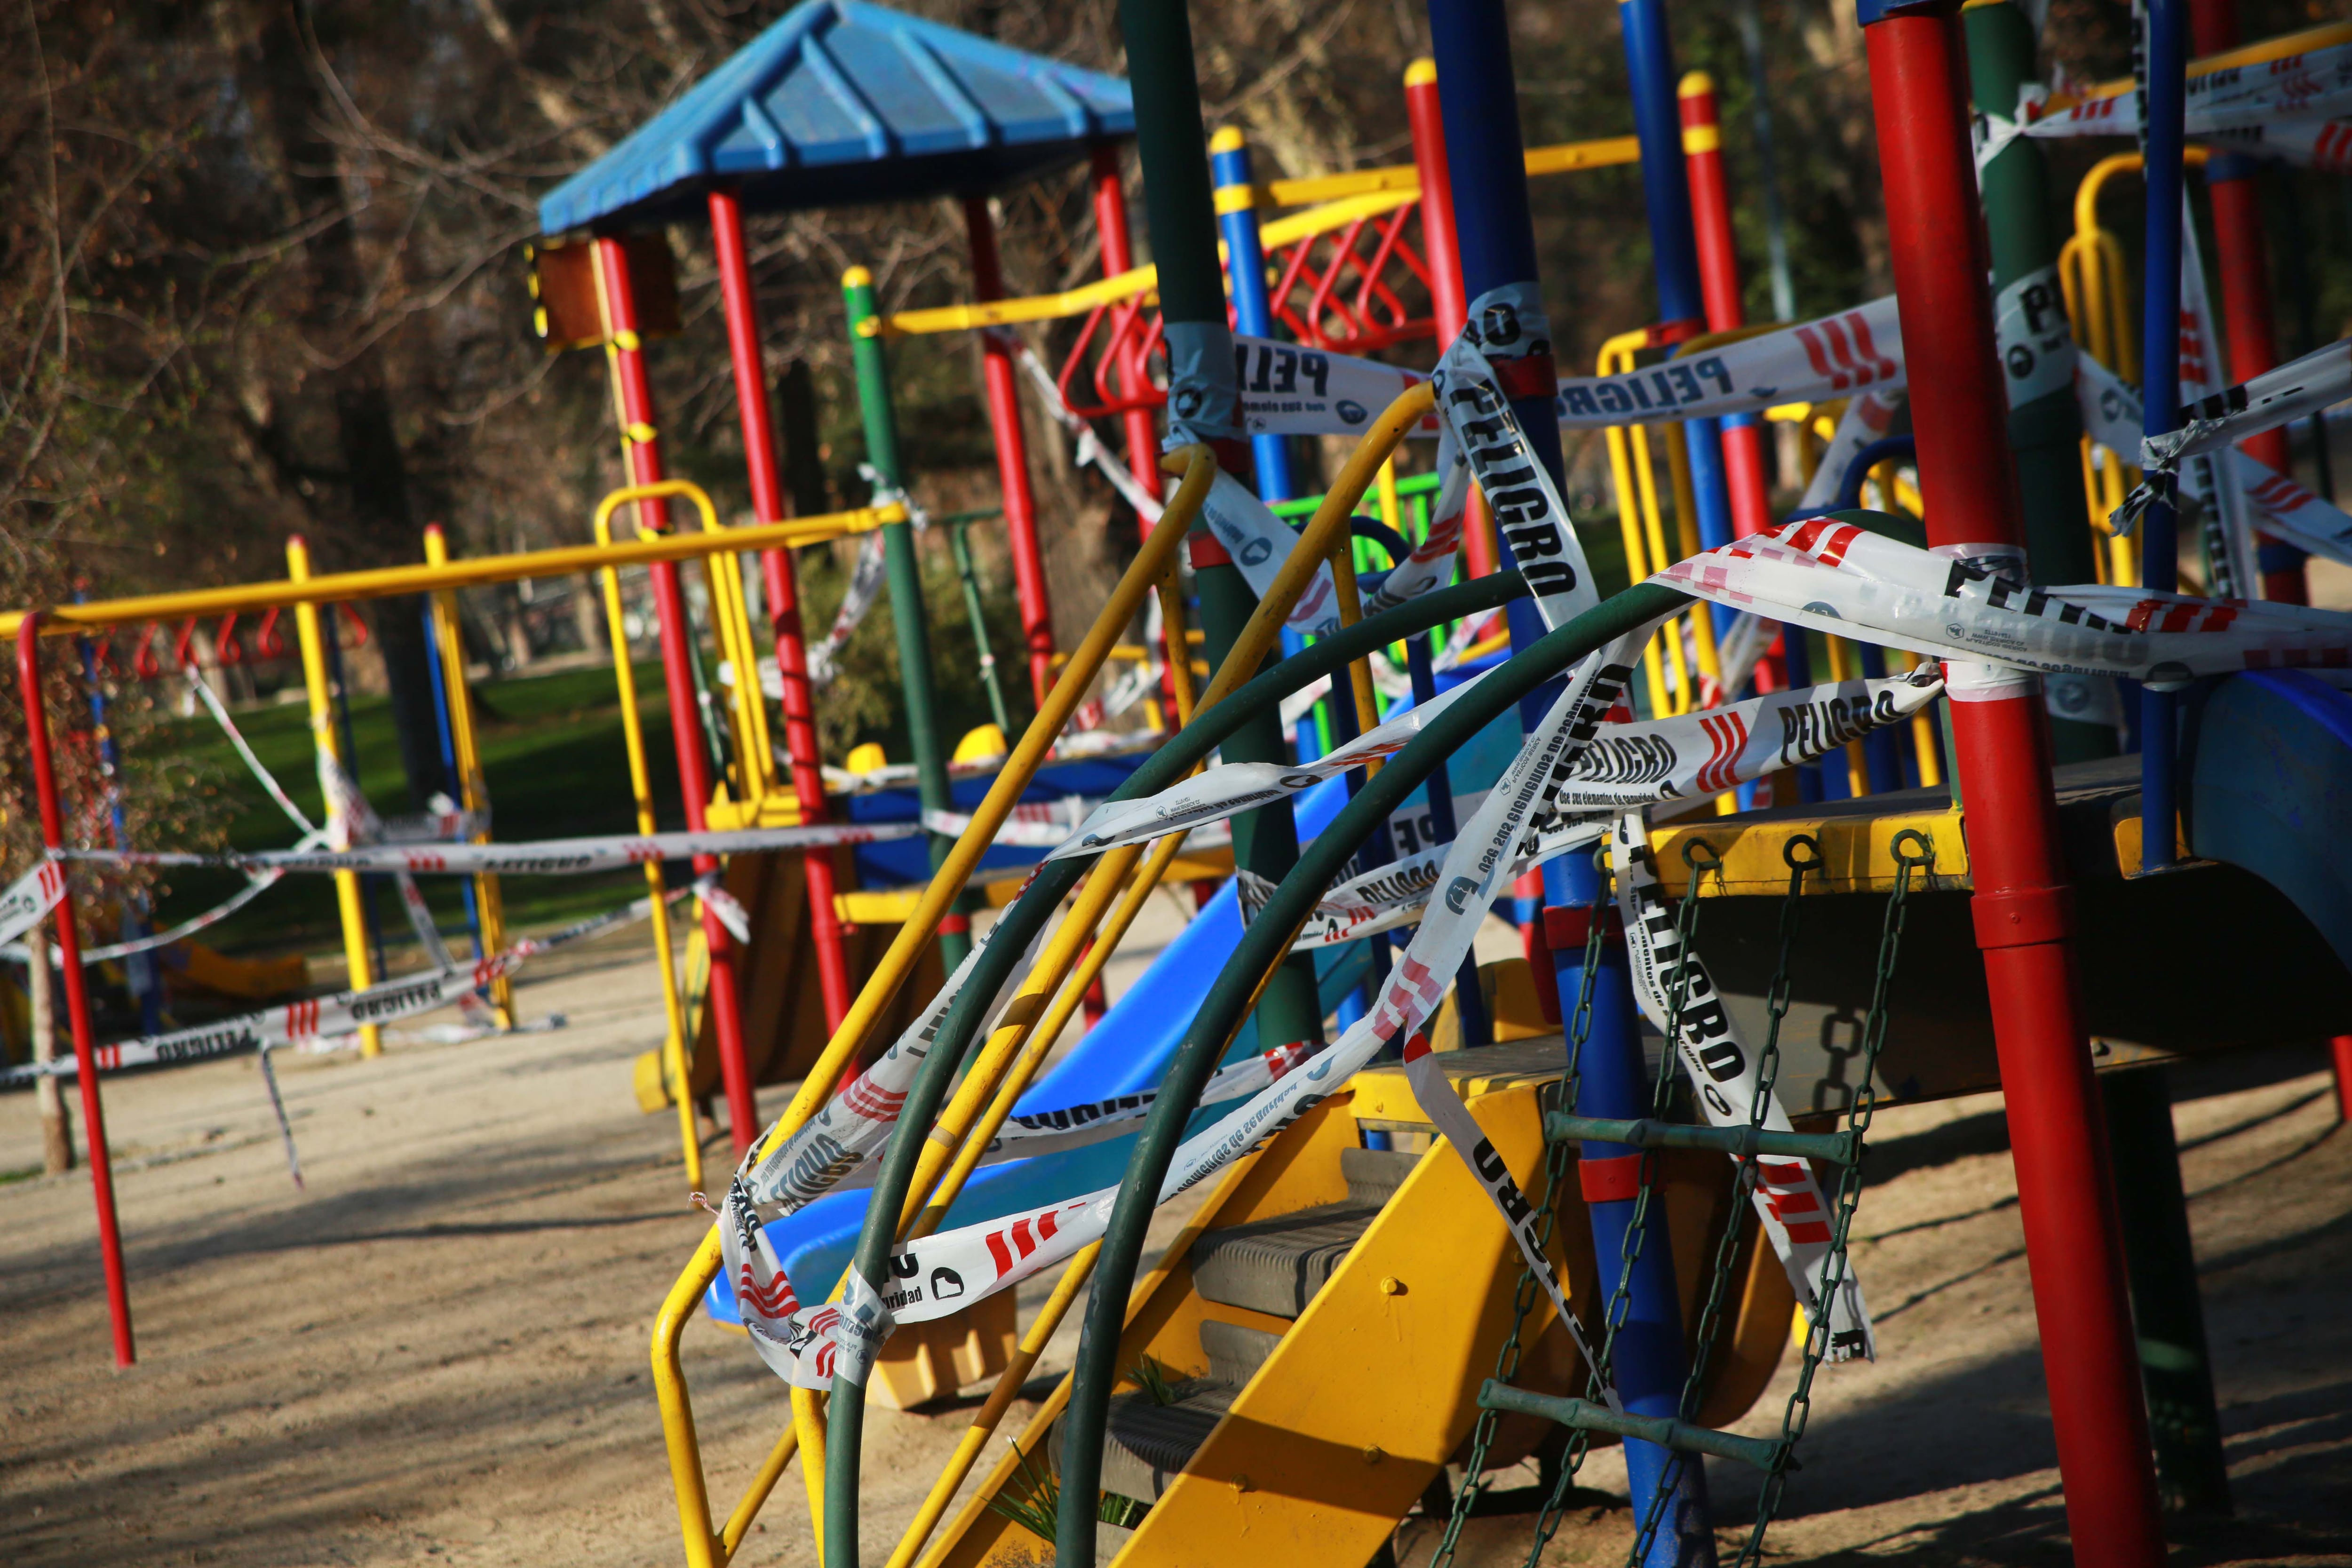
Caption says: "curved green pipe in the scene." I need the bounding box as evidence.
[1052,581,1687,1565]
[821,570,1533,1566]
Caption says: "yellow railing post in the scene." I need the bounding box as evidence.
[421,525,513,1026]
[593,500,701,1195]
[286,536,381,1058]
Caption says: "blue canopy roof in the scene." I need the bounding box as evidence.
[537,0,1133,235]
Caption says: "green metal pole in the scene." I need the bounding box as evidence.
[1118,0,1323,1059]
[1964,0,2109,765]
[949,517,1016,736]
[843,265,970,968]
[2098,1065,2234,1515]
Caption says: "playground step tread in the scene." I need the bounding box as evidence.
[1186,1146,1419,1319]
[1097,1381,1238,1503]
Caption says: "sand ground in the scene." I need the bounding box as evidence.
[3,909,2348,1568]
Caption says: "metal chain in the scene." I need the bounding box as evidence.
[1734,828,1933,1567]
[1521,836,1716,1566]
[1623,835,1820,1566]
[1430,848,1614,1568]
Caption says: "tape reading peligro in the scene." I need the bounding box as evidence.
[1611,812,1874,1362]
[1652,516,2352,685]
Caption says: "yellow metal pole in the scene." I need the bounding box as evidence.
[595,522,700,1194]
[287,536,381,1057]
[720,1424,800,1561]
[1660,424,1724,702]
[421,527,513,1026]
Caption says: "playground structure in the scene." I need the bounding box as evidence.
[7,0,2352,1567]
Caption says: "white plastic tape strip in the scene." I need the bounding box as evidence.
[743,914,1042,1213]
[1553,297,1904,429]
[1609,812,1874,1362]
[0,876,695,1088]
[922,797,1103,849]
[720,626,1661,1393]
[0,861,68,949]
[1232,334,1436,439]
[2025,43,2352,143]
[809,531,889,689]
[1795,388,1906,515]
[1434,301,1604,629]
[2133,338,2352,506]
[1239,816,1608,952]
[1047,668,1494,861]
[2237,451,2352,567]
[1651,516,2352,686]
[63,820,918,877]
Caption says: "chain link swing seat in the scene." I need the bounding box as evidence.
[1432,827,1936,1568]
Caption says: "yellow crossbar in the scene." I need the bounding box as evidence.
[0,501,905,640]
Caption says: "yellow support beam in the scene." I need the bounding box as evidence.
[0,499,905,641]
[1650,805,1971,898]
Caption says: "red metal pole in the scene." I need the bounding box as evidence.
[1092,143,1165,515]
[2191,0,2304,604]
[17,614,135,1367]
[1405,57,1500,579]
[964,196,1058,706]
[707,190,856,1036]
[1679,72,1774,541]
[2333,1035,2352,1123]
[1861,8,2166,1565]
[593,234,762,1158]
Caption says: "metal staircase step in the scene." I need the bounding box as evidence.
[1340,1144,1423,1205]
[1187,1200,1380,1318]
[1199,1318,1285,1387]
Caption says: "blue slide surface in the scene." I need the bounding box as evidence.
[709,687,1527,1322]
[2188,669,2352,971]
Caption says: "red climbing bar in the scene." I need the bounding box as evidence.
[965,195,1058,706]
[1679,71,1774,541]
[17,614,136,1367]
[594,234,763,1158]
[1405,57,1499,579]
[707,189,857,1036]
[1861,6,2167,1565]
[1091,144,1164,517]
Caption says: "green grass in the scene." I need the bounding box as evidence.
[153,661,694,959]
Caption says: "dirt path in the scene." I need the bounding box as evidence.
[3,930,2347,1567]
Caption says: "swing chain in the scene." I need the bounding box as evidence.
[1431,847,1613,1568]
[1622,834,1820,1566]
[1735,828,1933,1567]
[1525,834,1719,1566]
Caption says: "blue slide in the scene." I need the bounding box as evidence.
[708,690,1528,1322]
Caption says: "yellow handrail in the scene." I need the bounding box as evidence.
[0,501,904,642]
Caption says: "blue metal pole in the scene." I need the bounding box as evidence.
[2139,0,2186,874]
[72,598,160,1036]
[1210,127,1322,763]
[1621,0,1739,610]
[1430,0,1711,1557]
